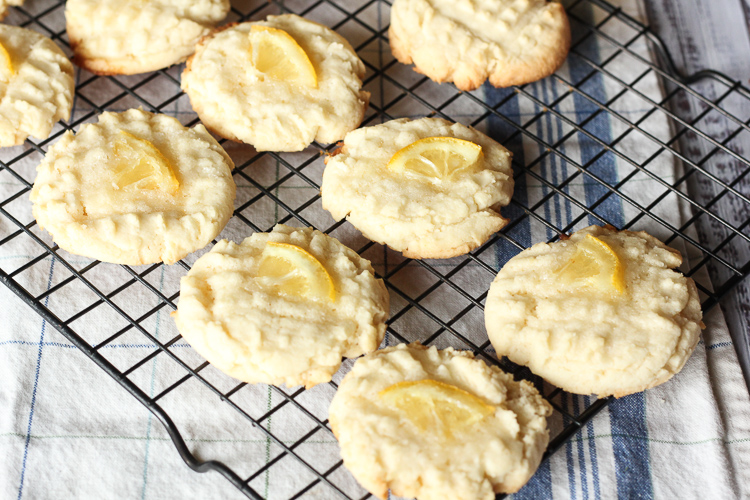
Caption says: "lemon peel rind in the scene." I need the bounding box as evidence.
[0,41,14,81]
[112,130,179,194]
[378,378,495,435]
[386,136,484,182]
[555,233,625,295]
[258,241,336,302]
[249,24,317,89]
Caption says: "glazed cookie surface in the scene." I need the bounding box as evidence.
[173,224,390,388]
[390,0,570,90]
[321,117,514,259]
[0,24,74,146]
[30,109,236,265]
[329,343,552,500]
[66,0,230,75]
[485,225,704,397]
[181,14,369,152]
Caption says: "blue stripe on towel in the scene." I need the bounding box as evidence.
[573,395,590,499]
[609,395,654,499]
[535,76,586,500]
[563,392,579,500]
[485,83,551,500]
[17,257,56,500]
[566,56,623,228]
[485,85,532,265]
[567,31,653,500]
[514,460,553,500]
[540,73,602,500]
[584,395,602,500]
[541,80,565,234]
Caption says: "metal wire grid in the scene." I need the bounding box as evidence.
[1,0,749,498]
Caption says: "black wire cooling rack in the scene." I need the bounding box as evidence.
[2,0,750,498]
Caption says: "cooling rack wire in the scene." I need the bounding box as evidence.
[1,0,750,498]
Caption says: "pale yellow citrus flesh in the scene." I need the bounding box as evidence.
[111,131,179,194]
[386,137,484,181]
[555,234,625,294]
[257,241,335,301]
[249,25,317,88]
[0,41,15,82]
[378,379,495,435]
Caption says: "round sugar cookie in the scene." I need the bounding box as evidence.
[329,343,552,500]
[321,117,514,259]
[0,24,74,147]
[0,0,23,21]
[30,109,236,265]
[390,0,571,90]
[485,225,704,397]
[173,224,390,388]
[65,0,230,75]
[181,14,369,152]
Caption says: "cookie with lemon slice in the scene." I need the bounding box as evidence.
[485,225,704,397]
[30,109,236,265]
[329,343,552,499]
[173,224,389,388]
[0,24,74,147]
[181,14,369,152]
[66,0,230,75]
[321,117,514,259]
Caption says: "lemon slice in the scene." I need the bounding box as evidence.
[111,131,179,194]
[378,379,495,435]
[257,241,335,301]
[386,137,484,181]
[555,234,625,294]
[249,25,317,88]
[0,41,15,82]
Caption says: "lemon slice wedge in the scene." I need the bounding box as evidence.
[555,234,625,294]
[249,25,317,88]
[111,131,179,194]
[257,241,335,301]
[387,137,484,181]
[379,379,495,435]
[0,41,15,82]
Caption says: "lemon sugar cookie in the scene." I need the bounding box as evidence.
[66,0,230,75]
[389,0,571,90]
[0,24,74,147]
[485,225,704,397]
[30,109,236,265]
[329,343,552,500]
[173,224,390,388]
[181,14,370,152]
[321,117,514,259]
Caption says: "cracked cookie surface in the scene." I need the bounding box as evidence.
[181,14,369,152]
[321,117,513,259]
[485,225,704,397]
[66,0,230,74]
[329,343,552,499]
[0,24,74,146]
[390,0,570,90]
[173,224,390,388]
[30,109,236,265]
